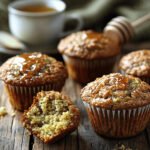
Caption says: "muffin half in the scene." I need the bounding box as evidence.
[0,52,68,111]
[119,50,150,84]
[81,73,150,138]
[58,30,120,83]
[22,91,80,143]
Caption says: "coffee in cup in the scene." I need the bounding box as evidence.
[8,0,83,45]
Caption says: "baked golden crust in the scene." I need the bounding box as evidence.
[81,73,150,109]
[119,50,150,77]
[22,91,80,143]
[58,30,120,59]
[0,53,68,86]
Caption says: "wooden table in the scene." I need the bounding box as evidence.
[0,78,150,150]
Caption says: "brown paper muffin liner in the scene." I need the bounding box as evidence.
[4,82,64,111]
[63,55,116,83]
[83,102,150,138]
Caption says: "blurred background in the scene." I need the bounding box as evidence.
[0,0,150,59]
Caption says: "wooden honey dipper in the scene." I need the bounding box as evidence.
[104,13,150,44]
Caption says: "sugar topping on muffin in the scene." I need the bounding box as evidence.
[58,30,120,59]
[0,52,68,86]
[119,50,150,77]
[81,73,150,109]
[22,91,80,143]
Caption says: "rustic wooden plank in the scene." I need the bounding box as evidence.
[0,82,30,150]
[74,82,150,150]
[32,137,44,150]
[43,138,65,150]
[32,136,65,150]
[74,83,111,150]
[12,113,30,150]
[62,79,79,150]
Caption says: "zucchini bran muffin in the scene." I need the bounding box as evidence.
[81,73,150,138]
[58,30,120,83]
[119,50,150,84]
[0,52,68,111]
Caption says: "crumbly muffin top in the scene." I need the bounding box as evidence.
[58,30,120,59]
[81,73,150,109]
[22,91,80,143]
[119,50,150,77]
[0,52,68,86]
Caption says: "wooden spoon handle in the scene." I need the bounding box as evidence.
[104,14,150,44]
[132,13,150,28]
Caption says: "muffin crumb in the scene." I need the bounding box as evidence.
[11,111,16,117]
[113,144,133,150]
[0,106,7,117]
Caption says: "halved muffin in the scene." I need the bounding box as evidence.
[22,91,80,143]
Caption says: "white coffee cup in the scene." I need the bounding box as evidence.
[8,0,83,45]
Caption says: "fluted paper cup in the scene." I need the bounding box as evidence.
[83,102,150,138]
[4,81,64,111]
[63,55,116,83]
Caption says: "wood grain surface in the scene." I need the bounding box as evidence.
[0,79,150,150]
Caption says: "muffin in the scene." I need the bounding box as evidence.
[81,73,150,138]
[22,91,80,143]
[0,52,68,111]
[58,30,120,83]
[119,50,150,84]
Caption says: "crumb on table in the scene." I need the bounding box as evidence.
[0,106,7,117]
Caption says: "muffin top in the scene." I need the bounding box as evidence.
[119,50,150,77]
[22,91,80,143]
[81,73,150,109]
[0,52,67,86]
[58,30,120,59]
